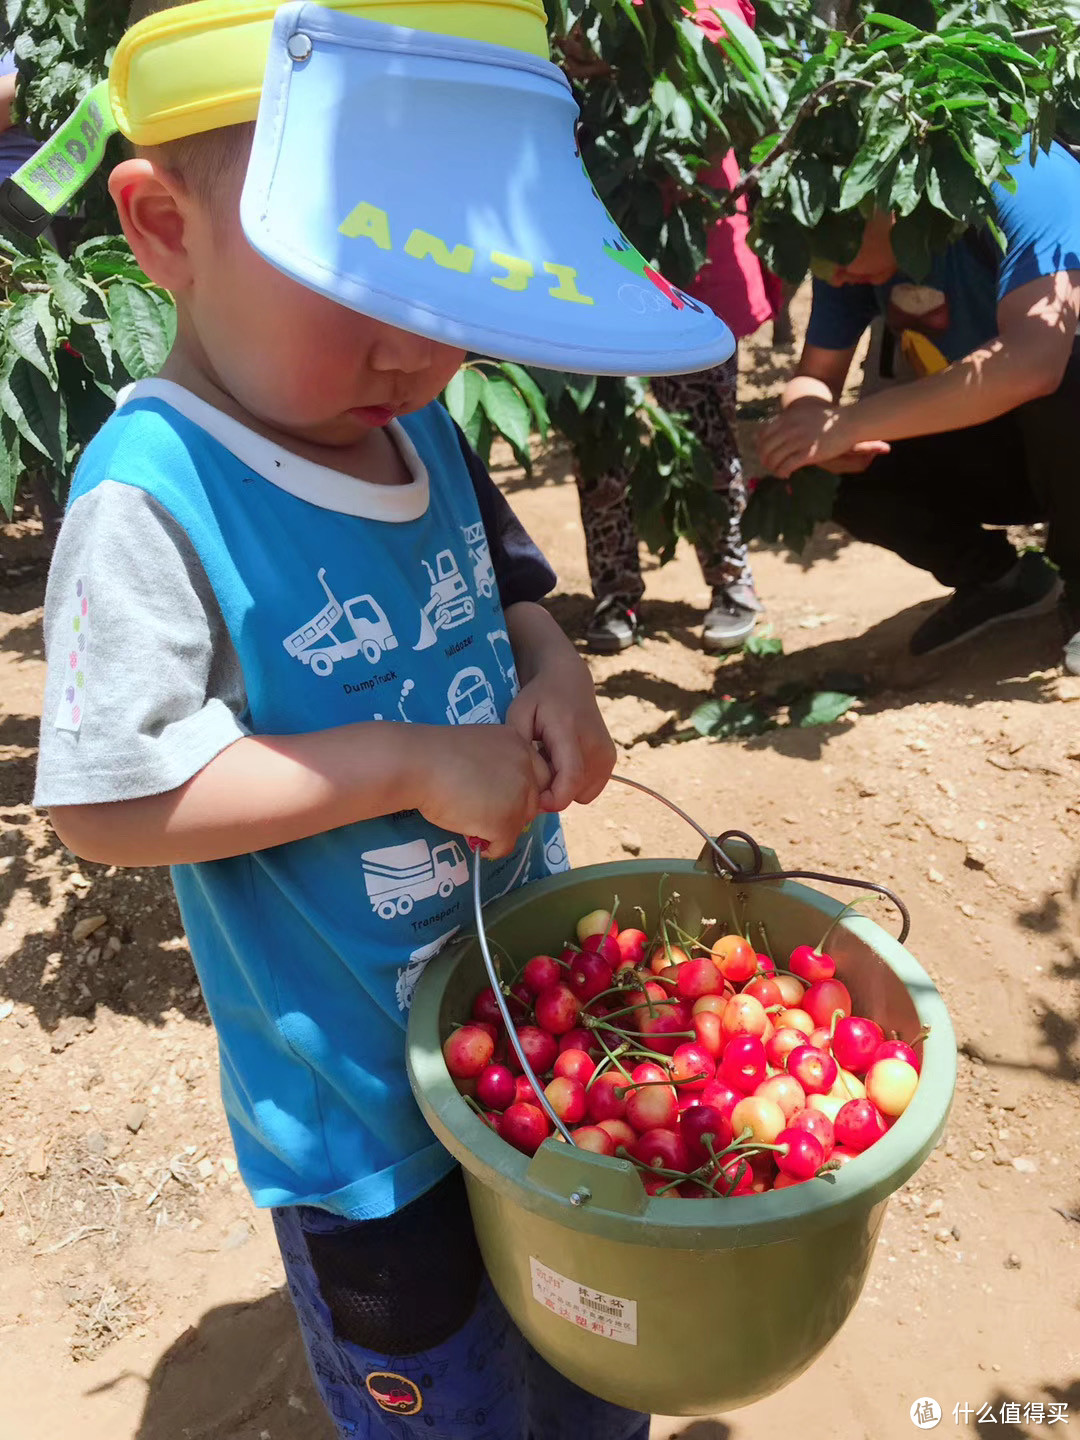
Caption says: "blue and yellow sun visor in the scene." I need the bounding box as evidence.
[0,0,735,374]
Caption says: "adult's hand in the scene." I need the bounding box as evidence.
[759,398,889,479]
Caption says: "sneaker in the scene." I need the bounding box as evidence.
[702,583,763,654]
[909,551,1062,658]
[585,596,641,654]
[1063,598,1080,675]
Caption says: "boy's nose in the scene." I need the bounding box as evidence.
[368,325,436,375]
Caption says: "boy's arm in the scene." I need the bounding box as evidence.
[38,483,548,865]
[504,602,616,812]
[51,719,550,866]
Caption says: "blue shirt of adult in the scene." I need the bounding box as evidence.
[806,141,1080,368]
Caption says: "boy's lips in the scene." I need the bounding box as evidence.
[349,404,398,427]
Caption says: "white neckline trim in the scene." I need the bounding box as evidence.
[118,378,430,522]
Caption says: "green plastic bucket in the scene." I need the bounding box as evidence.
[406,847,956,1417]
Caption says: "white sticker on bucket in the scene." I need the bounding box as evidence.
[529,1257,638,1346]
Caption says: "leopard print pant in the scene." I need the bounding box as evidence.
[575,354,752,606]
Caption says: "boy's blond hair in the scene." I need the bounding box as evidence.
[127,0,255,204]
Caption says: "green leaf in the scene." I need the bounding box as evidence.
[478,376,533,461]
[690,696,772,740]
[788,690,857,727]
[0,417,18,519]
[744,629,784,658]
[0,355,65,468]
[741,468,839,553]
[497,362,551,436]
[443,367,485,430]
[107,282,173,380]
[4,291,58,382]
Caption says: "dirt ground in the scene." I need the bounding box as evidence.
[1,318,1078,1440]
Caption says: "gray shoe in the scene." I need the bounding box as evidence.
[585,596,641,654]
[1063,599,1080,675]
[702,584,763,654]
[909,551,1062,658]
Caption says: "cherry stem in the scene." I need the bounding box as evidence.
[587,998,682,1025]
[613,1071,707,1101]
[592,1030,634,1083]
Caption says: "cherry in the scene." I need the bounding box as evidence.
[680,1104,733,1165]
[691,1010,725,1060]
[505,1025,558,1077]
[471,987,504,1027]
[731,1094,786,1145]
[634,1127,690,1172]
[789,945,836,984]
[802,978,853,1029]
[766,1026,807,1070]
[743,974,783,1009]
[865,1058,918,1117]
[775,1126,825,1180]
[713,1152,755,1197]
[596,1117,636,1150]
[570,1125,616,1155]
[691,993,729,1018]
[582,931,621,967]
[774,1006,814,1036]
[499,1102,552,1156]
[834,1098,888,1151]
[755,952,777,976]
[711,934,758,984]
[698,1079,741,1120]
[513,1074,543,1106]
[787,1044,838,1096]
[874,1038,922,1074]
[558,1026,596,1056]
[625,1078,679,1134]
[755,1073,806,1121]
[567,951,613,1002]
[719,1035,767,1094]
[576,908,617,945]
[554,1048,597,1086]
[615,928,648,967]
[534,982,582,1036]
[808,1026,833,1052]
[648,943,690,974]
[585,1071,628,1123]
[443,1025,495,1079]
[832,1015,885,1074]
[544,1076,587,1125]
[676,956,725,1001]
[520,955,560,995]
[721,993,769,1041]
[775,974,805,1007]
[638,1000,693,1056]
[475,1063,515,1111]
[787,1106,835,1159]
[670,1042,715,1091]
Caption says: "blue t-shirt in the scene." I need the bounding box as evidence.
[67,397,569,1220]
[807,141,1080,375]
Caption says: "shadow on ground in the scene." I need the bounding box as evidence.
[87,1291,334,1440]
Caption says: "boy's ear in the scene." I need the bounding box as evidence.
[108,158,192,293]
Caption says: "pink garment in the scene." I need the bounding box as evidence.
[684,0,775,340]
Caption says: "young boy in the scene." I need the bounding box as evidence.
[29,1,733,1434]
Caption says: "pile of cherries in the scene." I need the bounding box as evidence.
[442,905,924,1198]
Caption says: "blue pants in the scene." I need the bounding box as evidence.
[272,1171,651,1440]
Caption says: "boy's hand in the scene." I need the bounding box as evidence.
[413,725,552,859]
[507,652,617,813]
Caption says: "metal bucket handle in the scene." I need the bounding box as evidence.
[467,773,911,1146]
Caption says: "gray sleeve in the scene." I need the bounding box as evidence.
[34,480,249,808]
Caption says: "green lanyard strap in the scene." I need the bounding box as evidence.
[0,81,118,237]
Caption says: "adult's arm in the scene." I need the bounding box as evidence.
[0,72,16,135]
[760,271,1080,477]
